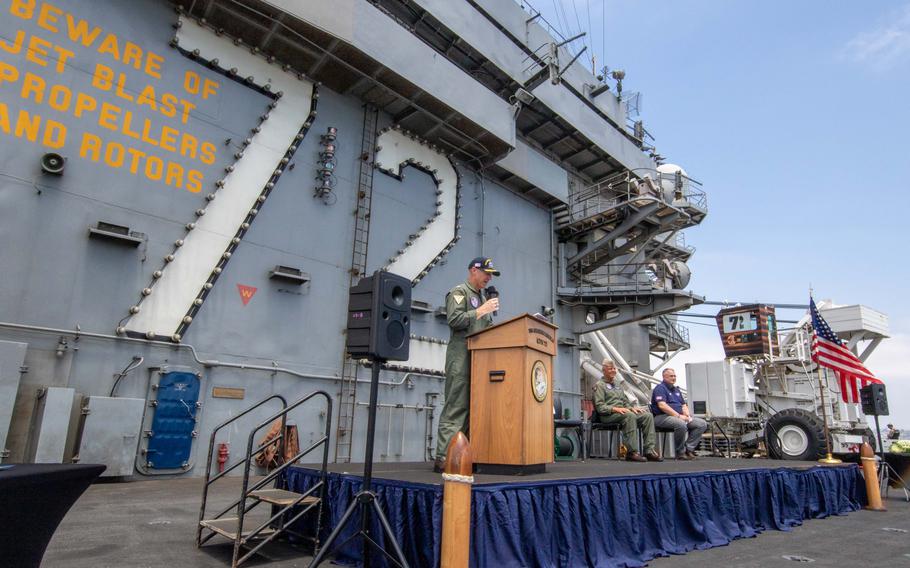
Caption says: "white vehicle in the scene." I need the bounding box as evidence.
[686,301,887,459]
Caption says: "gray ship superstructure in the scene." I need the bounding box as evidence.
[0,0,706,475]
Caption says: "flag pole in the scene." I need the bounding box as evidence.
[810,292,841,465]
[817,366,842,464]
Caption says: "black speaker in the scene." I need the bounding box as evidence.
[346,270,411,361]
[860,383,889,416]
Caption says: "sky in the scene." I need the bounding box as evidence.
[530,0,910,430]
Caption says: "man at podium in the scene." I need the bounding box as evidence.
[434,257,501,473]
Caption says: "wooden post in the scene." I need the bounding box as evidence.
[440,432,473,568]
[860,442,886,511]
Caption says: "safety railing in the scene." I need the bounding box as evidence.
[576,259,679,291]
[652,315,690,348]
[513,0,587,58]
[197,391,333,567]
[197,395,287,520]
[567,169,708,225]
[708,420,732,458]
[670,232,695,254]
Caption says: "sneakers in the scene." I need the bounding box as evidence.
[685,450,698,460]
[675,453,694,461]
[433,457,446,473]
[626,452,647,463]
[645,451,664,462]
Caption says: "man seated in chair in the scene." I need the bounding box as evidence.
[651,368,708,460]
[593,359,663,462]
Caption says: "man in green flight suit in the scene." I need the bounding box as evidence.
[593,359,663,462]
[434,257,501,472]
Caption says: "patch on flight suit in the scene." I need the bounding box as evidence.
[452,291,465,304]
[470,297,479,308]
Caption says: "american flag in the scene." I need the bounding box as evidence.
[810,298,883,404]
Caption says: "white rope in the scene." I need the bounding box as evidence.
[442,472,475,484]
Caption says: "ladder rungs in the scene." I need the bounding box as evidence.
[248,489,320,507]
[199,518,277,540]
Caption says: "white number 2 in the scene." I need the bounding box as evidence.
[373,126,460,284]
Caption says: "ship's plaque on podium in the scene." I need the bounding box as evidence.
[467,313,557,475]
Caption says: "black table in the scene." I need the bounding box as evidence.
[0,463,106,567]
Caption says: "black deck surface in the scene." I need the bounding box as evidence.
[320,456,836,486]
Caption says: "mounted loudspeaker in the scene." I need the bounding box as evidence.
[860,383,889,417]
[40,153,65,175]
[346,270,411,361]
[514,88,535,105]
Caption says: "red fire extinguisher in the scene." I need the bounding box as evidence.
[217,442,229,473]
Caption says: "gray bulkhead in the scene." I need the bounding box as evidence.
[0,0,704,475]
[0,0,598,473]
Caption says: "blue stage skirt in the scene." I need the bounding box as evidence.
[286,464,863,567]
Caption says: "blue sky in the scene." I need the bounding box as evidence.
[531,0,910,430]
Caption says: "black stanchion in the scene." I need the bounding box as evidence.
[309,360,410,568]
[872,413,910,502]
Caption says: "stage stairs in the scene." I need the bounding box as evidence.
[196,391,333,567]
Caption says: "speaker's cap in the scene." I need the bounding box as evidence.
[468,257,500,276]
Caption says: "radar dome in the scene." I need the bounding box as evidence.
[657,163,687,177]
[670,261,691,289]
[657,163,688,203]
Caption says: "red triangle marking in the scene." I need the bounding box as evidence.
[237,284,258,306]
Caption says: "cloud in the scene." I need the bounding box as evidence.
[843,4,910,69]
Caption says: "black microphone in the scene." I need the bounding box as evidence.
[486,286,499,317]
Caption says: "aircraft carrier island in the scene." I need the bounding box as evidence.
[0,1,898,567]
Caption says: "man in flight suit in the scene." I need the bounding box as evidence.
[434,257,500,473]
[593,359,663,462]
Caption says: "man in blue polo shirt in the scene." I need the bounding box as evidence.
[651,368,708,460]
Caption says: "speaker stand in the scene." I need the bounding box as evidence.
[310,360,410,568]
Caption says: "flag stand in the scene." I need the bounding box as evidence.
[816,367,842,465]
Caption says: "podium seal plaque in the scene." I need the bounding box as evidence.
[531,360,548,402]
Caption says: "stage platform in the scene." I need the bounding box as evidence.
[287,458,864,567]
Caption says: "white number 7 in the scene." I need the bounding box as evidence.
[122,19,316,341]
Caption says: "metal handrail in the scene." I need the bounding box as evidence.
[568,169,708,224]
[201,437,294,525]
[233,390,333,566]
[577,259,680,291]
[653,316,690,347]
[196,394,287,546]
[709,420,732,458]
[196,390,333,568]
[666,232,695,254]
[513,0,587,58]
[232,436,332,565]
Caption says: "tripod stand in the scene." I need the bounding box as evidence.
[310,360,410,568]
[872,414,909,503]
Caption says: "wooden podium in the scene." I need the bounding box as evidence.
[468,314,557,474]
